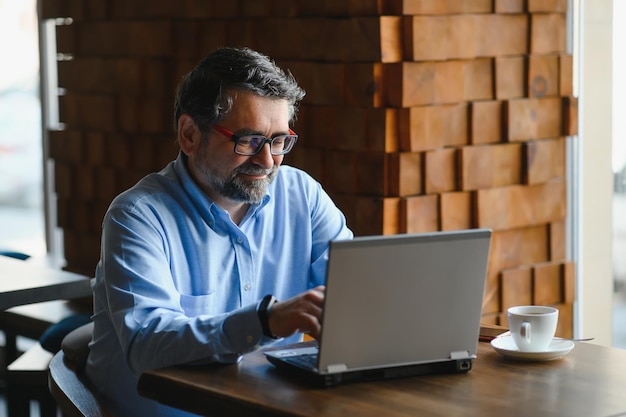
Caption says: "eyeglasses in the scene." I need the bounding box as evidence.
[211,124,298,156]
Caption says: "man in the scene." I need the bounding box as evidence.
[85,47,353,416]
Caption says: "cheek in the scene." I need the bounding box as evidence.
[226,155,257,175]
[204,141,247,172]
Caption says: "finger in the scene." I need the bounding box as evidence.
[304,287,325,325]
[267,288,326,338]
[304,286,325,307]
[300,313,322,340]
[311,285,326,293]
[310,285,325,298]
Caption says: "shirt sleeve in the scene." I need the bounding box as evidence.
[307,180,354,286]
[98,205,266,375]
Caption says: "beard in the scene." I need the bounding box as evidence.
[194,144,278,204]
[213,162,278,204]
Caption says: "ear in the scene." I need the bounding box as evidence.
[177,114,201,156]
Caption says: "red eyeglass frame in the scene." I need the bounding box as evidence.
[211,124,298,156]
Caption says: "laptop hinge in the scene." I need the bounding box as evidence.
[326,363,348,373]
[450,350,471,360]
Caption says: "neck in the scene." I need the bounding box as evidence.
[202,188,249,225]
[220,200,249,225]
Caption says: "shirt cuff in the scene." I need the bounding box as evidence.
[222,302,268,354]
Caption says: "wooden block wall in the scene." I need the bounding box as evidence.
[42,0,575,336]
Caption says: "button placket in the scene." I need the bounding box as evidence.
[232,232,256,305]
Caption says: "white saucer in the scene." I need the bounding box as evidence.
[490,336,575,361]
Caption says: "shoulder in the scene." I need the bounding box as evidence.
[107,163,184,217]
[110,175,168,210]
[274,165,320,189]
[271,165,327,199]
[269,165,333,211]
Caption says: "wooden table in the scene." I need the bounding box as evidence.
[138,340,626,417]
[0,255,92,310]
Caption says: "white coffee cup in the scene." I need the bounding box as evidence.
[507,306,559,352]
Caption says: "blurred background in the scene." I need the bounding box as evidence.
[613,0,626,348]
[0,0,624,346]
[0,0,45,259]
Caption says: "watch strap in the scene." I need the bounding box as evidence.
[258,294,278,339]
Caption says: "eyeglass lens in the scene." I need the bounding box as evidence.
[235,135,296,156]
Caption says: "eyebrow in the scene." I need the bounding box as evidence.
[232,128,292,137]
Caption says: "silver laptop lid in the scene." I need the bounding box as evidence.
[317,229,491,374]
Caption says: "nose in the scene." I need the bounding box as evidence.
[249,142,276,169]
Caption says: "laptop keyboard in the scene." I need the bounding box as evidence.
[283,353,318,370]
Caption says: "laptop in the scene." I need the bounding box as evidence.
[264,228,492,387]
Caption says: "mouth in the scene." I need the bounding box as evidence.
[239,172,268,180]
[236,167,273,181]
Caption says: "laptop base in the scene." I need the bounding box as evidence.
[266,354,473,388]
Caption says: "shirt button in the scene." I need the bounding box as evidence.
[236,236,243,244]
[244,283,251,291]
[246,335,253,344]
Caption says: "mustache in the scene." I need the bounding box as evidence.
[233,164,274,177]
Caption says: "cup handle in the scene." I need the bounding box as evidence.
[520,321,531,343]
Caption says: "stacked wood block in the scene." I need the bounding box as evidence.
[41,0,575,336]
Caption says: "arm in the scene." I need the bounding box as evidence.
[262,171,353,340]
[98,206,264,375]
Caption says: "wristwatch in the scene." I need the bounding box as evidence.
[257,294,279,339]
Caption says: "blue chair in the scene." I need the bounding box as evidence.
[0,250,31,261]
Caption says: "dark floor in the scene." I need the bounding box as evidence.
[0,337,49,417]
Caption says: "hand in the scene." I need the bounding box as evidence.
[266,286,325,340]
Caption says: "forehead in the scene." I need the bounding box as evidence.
[223,91,290,130]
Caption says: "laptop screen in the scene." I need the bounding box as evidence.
[317,229,492,373]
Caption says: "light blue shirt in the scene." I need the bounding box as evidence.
[85,153,353,417]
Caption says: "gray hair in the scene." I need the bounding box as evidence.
[173,47,306,136]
